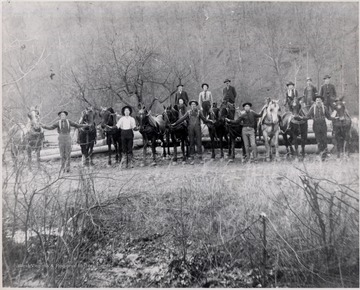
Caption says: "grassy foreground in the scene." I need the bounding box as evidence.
[2,153,359,287]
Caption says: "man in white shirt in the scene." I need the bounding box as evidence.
[116,106,137,168]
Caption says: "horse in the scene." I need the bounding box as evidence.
[280,96,308,160]
[331,99,352,158]
[78,107,97,166]
[209,102,230,159]
[162,105,189,163]
[261,99,281,161]
[8,107,44,169]
[99,107,122,165]
[222,102,246,161]
[136,105,167,166]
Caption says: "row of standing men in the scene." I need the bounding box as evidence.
[40,75,338,171]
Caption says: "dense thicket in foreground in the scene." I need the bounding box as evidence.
[3,155,359,287]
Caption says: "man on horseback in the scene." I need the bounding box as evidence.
[174,83,189,108]
[199,83,213,119]
[225,102,262,162]
[171,100,214,164]
[41,111,88,173]
[223,79,237,120]
[319,75,337,112]
[285,81,299,111]
[302,77,317,111]
[116,106,138,168]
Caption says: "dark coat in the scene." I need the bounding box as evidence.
[319,83,336,109]
[174,90,189,107]
[223,86,237,104]
[285,89,299,108]
[302,85,318,107]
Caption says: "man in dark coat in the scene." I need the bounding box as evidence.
[285,81,299,111]
[302,77,317,110]
[319,75,337,112]
[222,79,237,119]
[298,95,333,161]
[171,100,214,164]
[174,84,189,107]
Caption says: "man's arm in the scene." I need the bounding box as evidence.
[172,112,189,126]
[233,86,237,99]
[69,120,88,129]
[41,122,58,130]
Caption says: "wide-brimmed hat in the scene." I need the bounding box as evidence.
[323,75,331,80]
[306,77,312,81]
[242,102,252,107]
[313,95,324,101]
[189,100,199,106]
[201,83,209,89]
[121,105,133,115]
[286,81,295,87]
[58,110,68,116]
[224,79,231,84]
[177,83,184,87]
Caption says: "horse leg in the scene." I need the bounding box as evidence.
[152,136,157,166]
[172,133,178,162]
[210,132,216,159]
[166,132,171,158]
[106,136,112,165]
[219,135,224,159]
[141,136,147,167]
[263,132,270,162]
[180,137,186,162]
[274,132,280,161]
[36,148,41,169]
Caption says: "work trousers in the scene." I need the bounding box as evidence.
[188,125,202,158]
[58,134,72,171]
[242,127,257,160]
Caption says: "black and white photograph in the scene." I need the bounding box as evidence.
[2,1,359,287]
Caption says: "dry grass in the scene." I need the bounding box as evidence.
[2,152,359,287]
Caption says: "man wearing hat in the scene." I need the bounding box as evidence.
[319,75,337,112]
[222,79,237,119]
[198,83,213,119]
[171,100,214,164]
[302,77,317,110]
[225,102,262,162]
[116,105,137,168]
[41,110,89,173]
[285,81,299,111]
[174,83,189,107]
[297,95,333,161]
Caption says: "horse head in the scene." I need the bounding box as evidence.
[333,98,350,122]
[218,101,229,121]
[289,97,302,115]
[137,106,148,129]
[163,105,179,126]
[100,107,116,128]
[81,107,96,130]
[27,107,41,131]
[266,99,280,123]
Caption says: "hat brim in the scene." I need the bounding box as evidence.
[189,101,199,106]
[323,76,331,79]
[58,111,68,116]
[177,84,184,87]
[286,83,295,87]
[242,103,252,107]
[313,96,324,101]
[224,80,231,83]
[201,83,209,88]
[122,106,133,115]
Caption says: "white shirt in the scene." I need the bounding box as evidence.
[116,116,136,130]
